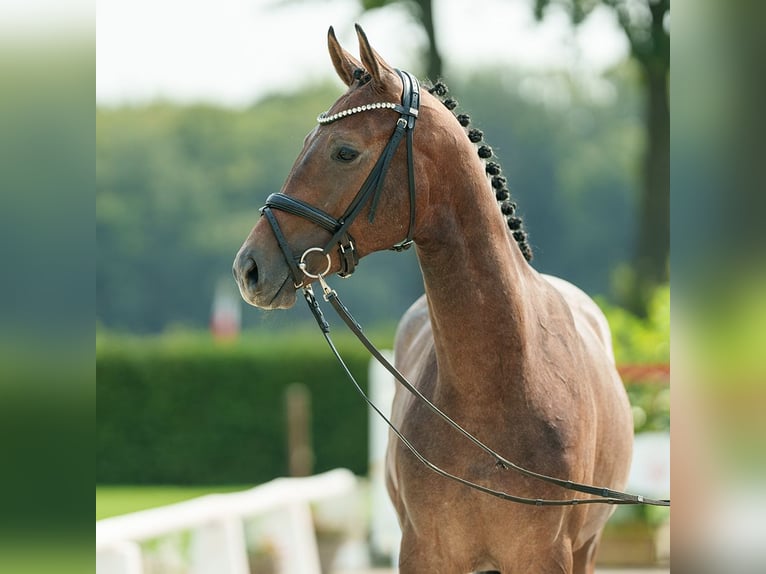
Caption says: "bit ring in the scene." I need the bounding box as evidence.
[299,247,332,279]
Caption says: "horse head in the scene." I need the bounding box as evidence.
[233,25,441,309]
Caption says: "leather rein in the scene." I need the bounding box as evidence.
[259,70,670,507]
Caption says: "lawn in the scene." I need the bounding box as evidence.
[96,485,253,520]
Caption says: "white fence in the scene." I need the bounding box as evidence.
[98,356,669,574]
[96,468,357,574]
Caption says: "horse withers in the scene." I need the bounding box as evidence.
[233,25,634,574]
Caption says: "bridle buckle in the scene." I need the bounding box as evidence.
[392,239,413,252]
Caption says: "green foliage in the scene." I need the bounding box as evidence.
[97,66,645,333]
[534,0,670,68]
[361,0,396,9]
[449,66,644,297]
[97,329,387,485]
[97,283,668,485]
[96,484,247,520]
[597,284,669,365]
[626,382,669,434]
[597,285,669,434]
[681,273,766,477]
[97,85,348,332]
[691,273,766,382]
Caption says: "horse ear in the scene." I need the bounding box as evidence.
[328,26,362,87]
[355,23,393,88]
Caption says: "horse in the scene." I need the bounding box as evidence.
[233,25,634,573]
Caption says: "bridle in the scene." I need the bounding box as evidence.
[260,69,420,286]
[257,70,670,507]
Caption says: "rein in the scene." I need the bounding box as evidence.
[260,70,670,508]
[306,278,669,507]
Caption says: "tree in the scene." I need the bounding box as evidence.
[360,0,442,80]
[534,0,670,313]
[355,0,667,311]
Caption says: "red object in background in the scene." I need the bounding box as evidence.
[211,280,241,341]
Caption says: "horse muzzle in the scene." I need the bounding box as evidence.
[232,246,297,310]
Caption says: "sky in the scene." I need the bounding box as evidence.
[96,0,628,107]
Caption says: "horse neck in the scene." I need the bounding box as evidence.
[415,158,537,399]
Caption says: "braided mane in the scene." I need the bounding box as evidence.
[349,68,532,261]
[425,80,533,262]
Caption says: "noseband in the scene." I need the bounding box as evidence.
[260,69,420,287]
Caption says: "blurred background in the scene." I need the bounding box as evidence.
[12,0,766,572]
[95,0,673,571]
[97,0,668,331]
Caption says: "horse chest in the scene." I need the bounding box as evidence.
[389,381,578,499]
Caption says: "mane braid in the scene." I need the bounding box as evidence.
[426,80,533,262]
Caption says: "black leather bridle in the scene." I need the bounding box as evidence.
[260,69,420,286]
[256,70,670,507]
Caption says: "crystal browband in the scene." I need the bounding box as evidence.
[317,102,400,125]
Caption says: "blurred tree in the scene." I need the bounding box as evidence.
[97,69,642,332]
[359,0,442,80]
[453,66,642,297]
[533,0,670,313]
[96,86,425,332]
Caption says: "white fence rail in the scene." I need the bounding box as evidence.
[96,468,357,574]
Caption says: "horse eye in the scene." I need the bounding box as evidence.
[334,146,359,163]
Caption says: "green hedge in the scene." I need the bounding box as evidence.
[97,330,385,484]
[98,288,669,485]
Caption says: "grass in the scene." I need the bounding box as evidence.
[96,485,253,520]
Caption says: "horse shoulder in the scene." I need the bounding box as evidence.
[540,274,615,364]
[387,295,436,501]
[540,273,633,483]
[393,294,434,375]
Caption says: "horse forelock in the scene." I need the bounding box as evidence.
[425,80,533,263]
[328,67,397,114]
[352,67,372,87]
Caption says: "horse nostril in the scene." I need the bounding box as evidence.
[244,257,259,288]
